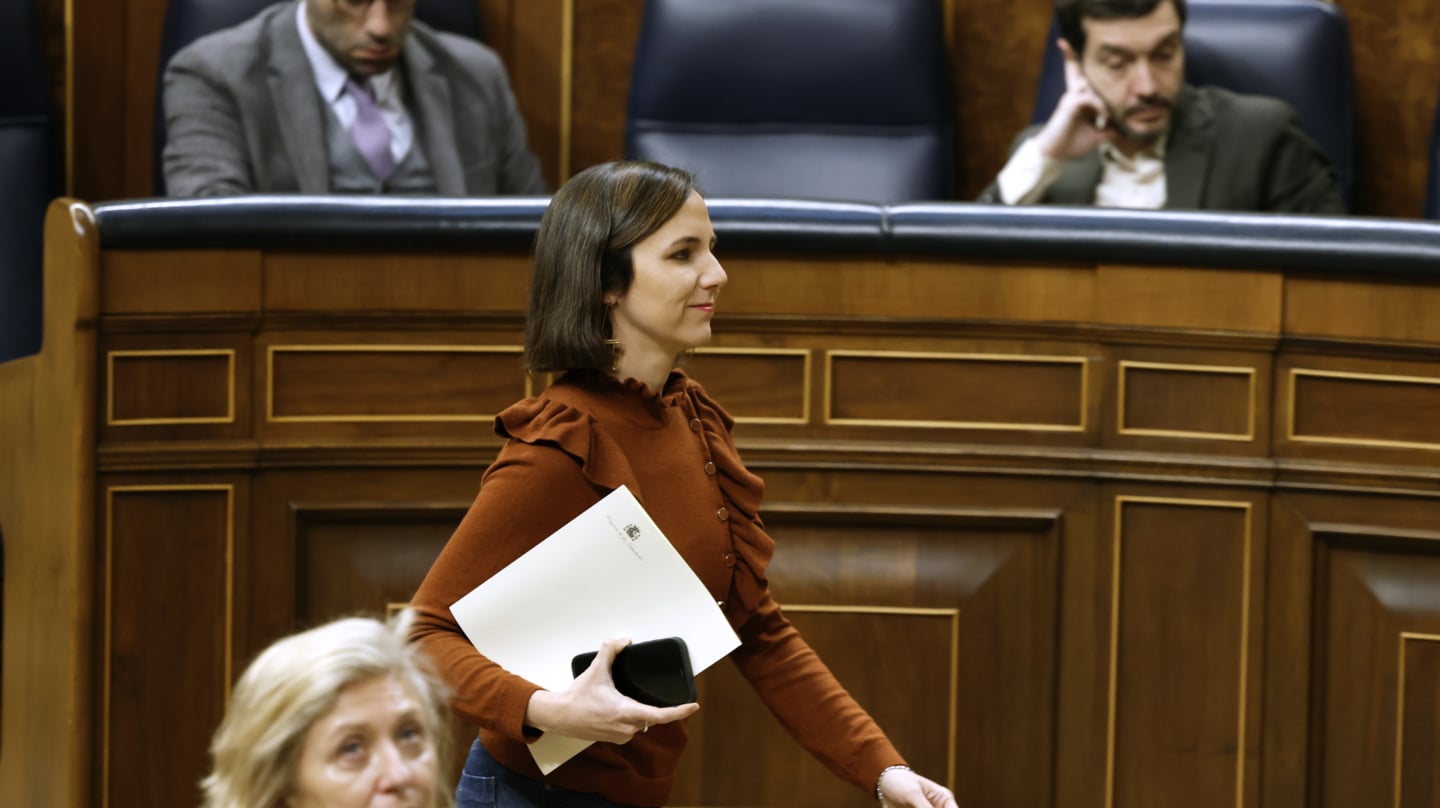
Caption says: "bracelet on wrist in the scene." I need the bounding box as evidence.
[875,764,911,803]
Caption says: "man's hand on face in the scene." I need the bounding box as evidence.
[1032,39,1118,161]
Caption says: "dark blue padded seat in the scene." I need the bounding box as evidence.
[153,0,487,194]
[1031,0,1356,210]
[626,0,953,203]
[0,0,55,363]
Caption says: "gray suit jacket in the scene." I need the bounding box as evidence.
[980,85,1344,214]
[162,1,546,197]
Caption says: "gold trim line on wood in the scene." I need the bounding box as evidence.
[784,604,959,789]
[1116,360,1256,441]
[1106,495,1254,808]
[693,346,812,425]
[106,349,237,426]
[266,344,523,424]
[387,601,412,619]
[103,484,235,808]
[1287,368,1440,451]
[823,350,1089,432]
[1393,632,1440,808]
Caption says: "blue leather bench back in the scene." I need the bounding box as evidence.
[626,0,953,204]
[0,0,55,363]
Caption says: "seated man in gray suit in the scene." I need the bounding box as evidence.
[163,0,546,197]
[980,0,1344,213]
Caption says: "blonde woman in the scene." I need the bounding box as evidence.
[201,610,453,808]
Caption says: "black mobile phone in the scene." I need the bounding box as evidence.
[570,636,697,707]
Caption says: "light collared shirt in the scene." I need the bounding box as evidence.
[996,133,1169,209]
[296,0,414,164]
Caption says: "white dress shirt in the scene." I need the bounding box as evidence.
[296,0,414,164]
[996,134,1169,209]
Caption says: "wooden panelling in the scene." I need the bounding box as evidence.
[825,351,1087,432]
[261,252,532,312]
[1288,368,1440,451]
[1312,527,1440,808]
[1396,634,1440,808]
[27,198,1440,808]
[688,348,810,424]
[1098,267,1282,333]
[108,349,234,425]
[293,505,464,624]
[952,0,1049,199]
[570,0,641,174]
[671,505,1060,808]
[721,257,1096,323]
[103,484,233,808]
[1117,361,1255,441]
[1337,0,1440,218]
[0,202,100,808]
[101,251,262,315]
[1286,275,1440,345]
[266,345,525,423]
[509,0,570,188]
[1108,497,1258,808]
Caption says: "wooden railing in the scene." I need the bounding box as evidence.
[5,197,1440,807]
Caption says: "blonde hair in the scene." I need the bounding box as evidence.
[200,610,454,808]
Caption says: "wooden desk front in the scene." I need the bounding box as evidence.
[5,199,1440,808]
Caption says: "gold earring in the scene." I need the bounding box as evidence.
[604,338,624,374]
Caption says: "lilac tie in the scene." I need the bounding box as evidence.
[345,77,396,181]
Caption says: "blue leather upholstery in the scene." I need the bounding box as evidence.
[94,196,1440,278]
[153,0,487,194]
[0,0,55,363]
[1031,0,1356,210]
[625,0,953,203]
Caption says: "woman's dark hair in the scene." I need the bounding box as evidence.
[524,160,697,373]
[1056,0,1186,57]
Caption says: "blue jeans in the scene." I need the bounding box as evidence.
[455,738,647,808]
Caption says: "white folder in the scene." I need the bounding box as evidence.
[449,485,742,774]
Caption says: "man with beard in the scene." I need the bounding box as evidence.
[162,0,546,197]
[979,0,1344,213]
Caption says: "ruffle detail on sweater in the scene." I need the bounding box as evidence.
[494,395,642,494]
[682,381,776,613]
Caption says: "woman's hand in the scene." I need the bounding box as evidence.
[878,767,957,808]
[523,638,699,744]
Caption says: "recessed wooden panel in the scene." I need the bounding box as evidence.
[671,506,1059,808]
[104,485,231,808]
[826,351,1086,430]
[1118,361,1255,441]
[1313,529,1440,808]
[107,350,234,425]
[101,251,262,314]
[293,505,463,624]
[688,348,809,424]
[267,345,525,422]
[1290,368,1440,450]
[1110,497,1253,808]
[1397,634,1440,808]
